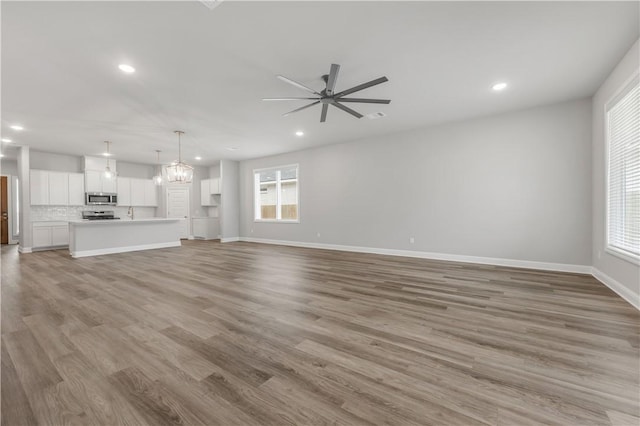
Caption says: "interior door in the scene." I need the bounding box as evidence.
[167,187,190,239]
[1,176,8,244]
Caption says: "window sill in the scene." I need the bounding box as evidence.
[254,219,300,224]
[605,246,640,265]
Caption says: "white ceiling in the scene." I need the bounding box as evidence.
[2,1,638,165]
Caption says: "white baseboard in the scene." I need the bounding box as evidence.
[221,237,240,243]
[70,241,181,258]
[591,268,640,310]
[18,246,32,254]
[239,237,592,274]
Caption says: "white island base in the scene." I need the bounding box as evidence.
[69,218,183,258]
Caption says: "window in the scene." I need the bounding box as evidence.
[254,165,299,222]
[606,74,640,261]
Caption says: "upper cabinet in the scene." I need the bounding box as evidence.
[85,170,116,193]
[30,170,85,206]
[68,173,85,205]
[30,170,49,205]
[200,178,221,206]
[117,177,131,206]
[117,177,157,207]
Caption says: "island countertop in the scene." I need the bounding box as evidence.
[69,217,184,226]
[69,218,182,257]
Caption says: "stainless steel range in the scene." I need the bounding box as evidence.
[82,210,120,221]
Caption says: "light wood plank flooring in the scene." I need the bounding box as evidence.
[1,241,639,425]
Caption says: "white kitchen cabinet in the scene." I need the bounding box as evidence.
[48,172,69,205]
[32,222,69,249]
[144,180,158,206]
[117,178,157,207]
[117,177,131,206]
[210,178,221,194]
[130,179,145,206]
[85,170,102,193]
[200,178,221,206]
[51,225,70,246]
[30,170,49,205]
[68,173,85,205]
[32,226,52,248]
[85,170,117,193]
[192,217,220,240]
[30,170,83,206]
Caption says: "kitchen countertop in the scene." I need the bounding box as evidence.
[69,218,183,226]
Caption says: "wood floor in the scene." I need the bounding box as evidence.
[1,241,638,426]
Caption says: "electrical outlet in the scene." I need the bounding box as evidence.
[250,228,254,233]
[409,237,415,244]
[317,232,321,238]
[597,250,601,259]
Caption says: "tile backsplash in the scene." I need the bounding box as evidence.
[31,206,157,221]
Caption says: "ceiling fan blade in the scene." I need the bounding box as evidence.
[337,98,391,104]
[282,101,320,116]
[277,75,321,95]
[320,104,329,122]
[263,97,320,101]
[332,102,363,119]
[334,76,389,98]
[325,64,341,96]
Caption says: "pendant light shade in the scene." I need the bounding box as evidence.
[152,150,163,186]
[165,131,193,184]
[104,141,114,179]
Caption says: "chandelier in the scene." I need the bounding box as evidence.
[165,130,193,184]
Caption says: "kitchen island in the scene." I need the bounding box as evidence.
[68,218,183,258]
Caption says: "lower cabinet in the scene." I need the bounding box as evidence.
[192,217,220,240]
[33,222,69,249]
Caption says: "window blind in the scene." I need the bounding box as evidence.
[607,75,640,259]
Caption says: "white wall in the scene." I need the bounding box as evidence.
[118,161,155,179]
[239,98,593,268]
[1,159,18,176]
[31,151,82,172]
[220,160,240,240]
[592,39,640,304]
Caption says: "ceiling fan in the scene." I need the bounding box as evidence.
[263,64,390,122]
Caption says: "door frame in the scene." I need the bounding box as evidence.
[1,174,19,245]
[166,186,191,239]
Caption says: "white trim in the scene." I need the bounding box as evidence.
[253,164,299,223]
[18,246,32,253]
[239,237,591,274]
[605,246,640,265]
[70,241,181,258]
[604,72,640,264]
[592,267,640,310]
[220,237,240,243]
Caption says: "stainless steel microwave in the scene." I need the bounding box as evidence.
[85,192,117,206]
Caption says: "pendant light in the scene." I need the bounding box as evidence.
[104,141,114,179]
[152,150,163,186]
[165,130,193,183]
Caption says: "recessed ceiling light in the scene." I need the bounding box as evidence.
[226,147,239,151]
[295,131,304,137]
[492,82,508,91]
[366,112,386,120]
[118,64,136,73]
[102,152,112,157]
[1,138,12,143]
[0,153,4,158]
[10,125,23,131]
[195,156,202,160]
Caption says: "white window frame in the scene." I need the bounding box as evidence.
[605,72,640,264]
[253,164,300,223]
